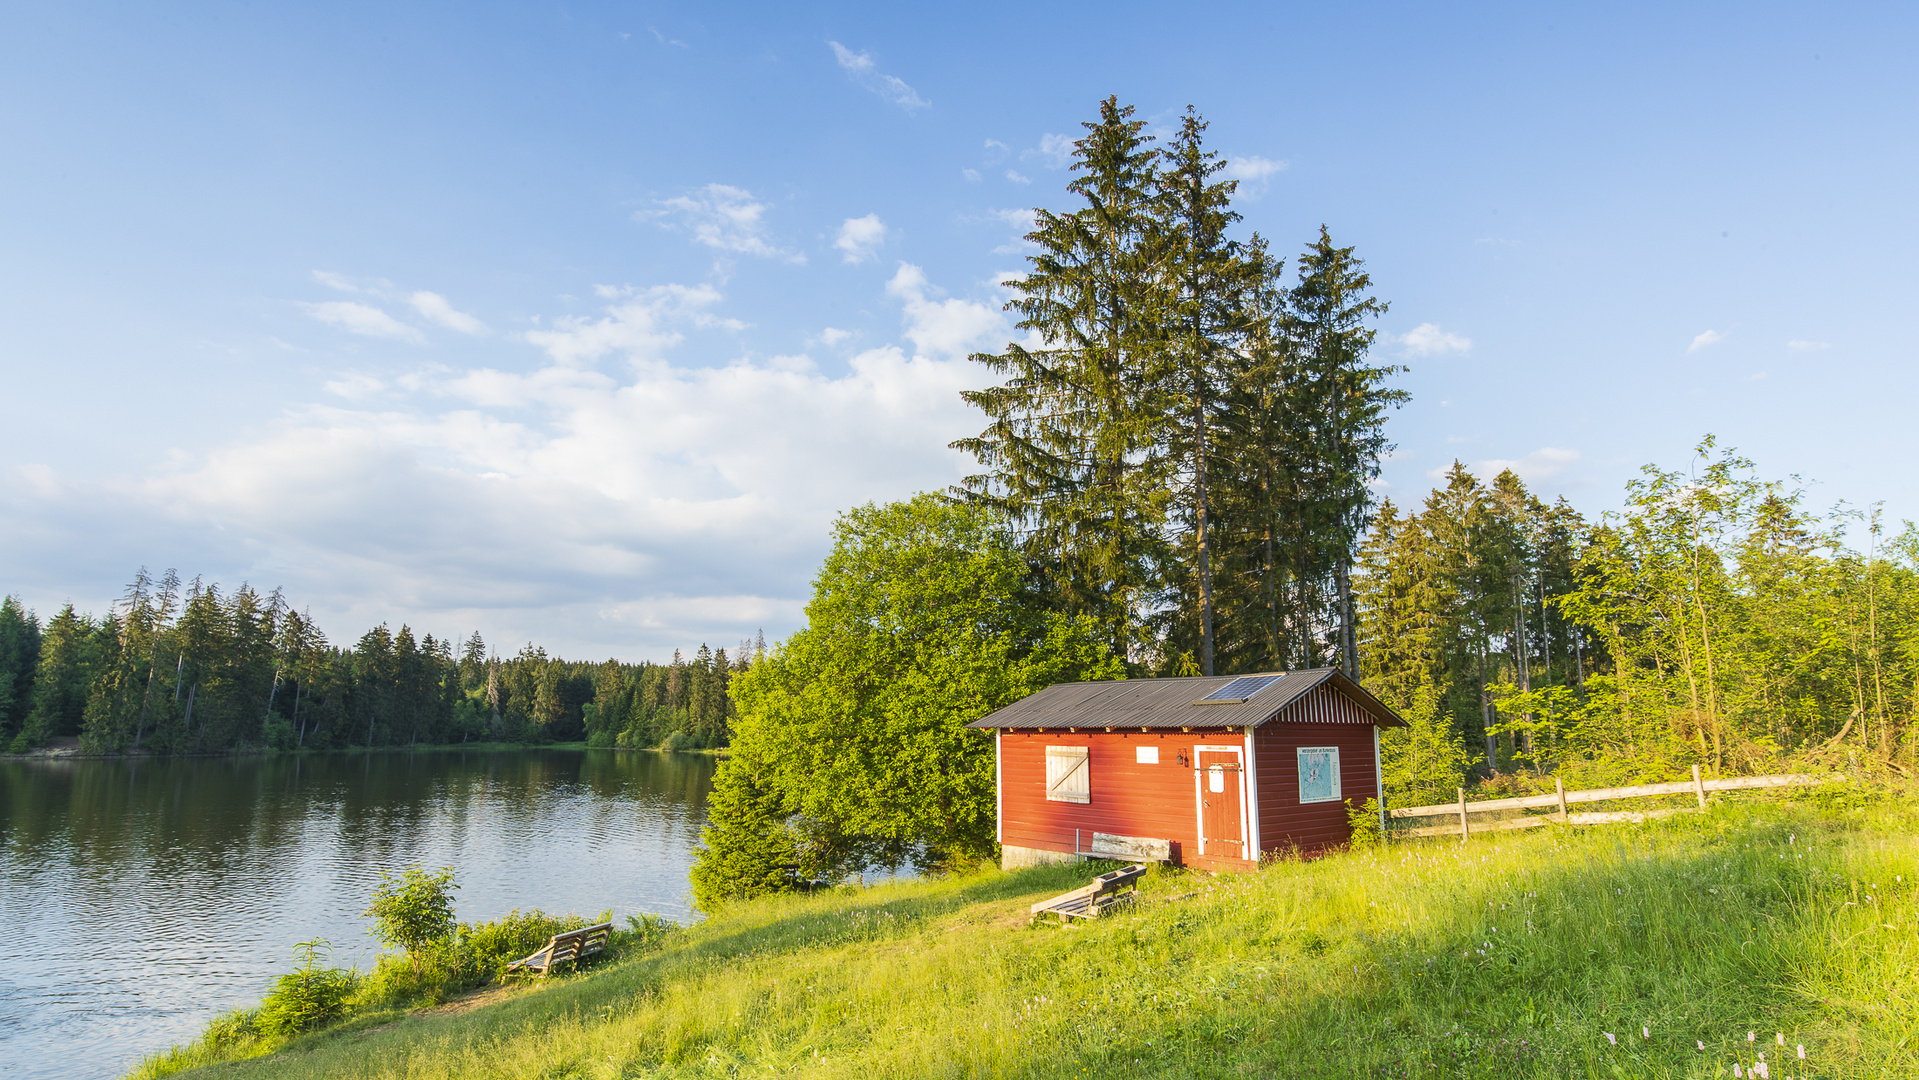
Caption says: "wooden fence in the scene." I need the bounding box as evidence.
[1388,766,1827,840]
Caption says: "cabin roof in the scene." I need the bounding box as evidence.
[965,668,1406,730]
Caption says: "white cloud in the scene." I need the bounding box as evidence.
[1005,170,1031,185]
[1787,339,1831,351]
[312,270,365,293]
[827,41,929,113]
[647,26,688,48]
[1026,133,1074,169]
[961,168,981,183]
[1688,329,1726,352]
[1431,447,1581,487]
[982,139,1009,164]
[15,464,59,498]
[1223,155,1287,182]
[524,283,733,368]
[409,291,488,336]
[5,274,1005,660]
[1399,323,1471,357]
[323,372,386,400]
[817,327,854,346]
[885,263,1007,361]
[834,214,887,263]
[301,301,426,344]
[648,184,803,263]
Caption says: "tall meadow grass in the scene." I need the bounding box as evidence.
[160,789,1916,1079]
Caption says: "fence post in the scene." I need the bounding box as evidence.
[1555,776,1568,822]
[1458,788,1470,842]
[1692,764,1707,811]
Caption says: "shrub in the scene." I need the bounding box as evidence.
[1346,797,1384,850]
[623,912,678,948]
[364,866,458,966]
[456,909,591,981]
[257,939,357,1036]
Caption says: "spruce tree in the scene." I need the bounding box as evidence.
[1153,107,1255,675]
[1289,227,1404,675]
[955,96,1171,660]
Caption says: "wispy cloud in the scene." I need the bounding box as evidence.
[647,184,803,263]
[1688,329,1726,352]
[311,270,369,294]
[983,208,1037,255]
[409,292,488,336]
[961,168,981,183]
[827,41,929,113]
[1399,323,1471,357]
[648,26,688,48]
[301,301,426,344]
[1005,170,1030,185]
[1223,155,1286,182]
[982,139,1009,165]
[1024,133,1074,169]
[834,214,887,264]
[523,283,736,368]
[1787,339,1831,351]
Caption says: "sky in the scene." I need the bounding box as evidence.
[3,2,1916,661]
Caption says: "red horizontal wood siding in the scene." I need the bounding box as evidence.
[1253,716,1376,856]
[999,730,1234,866]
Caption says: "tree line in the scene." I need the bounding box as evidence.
[0,570,754,755]
[1356,441,1919,806]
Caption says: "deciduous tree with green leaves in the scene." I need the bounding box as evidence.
[690,495,1122,910]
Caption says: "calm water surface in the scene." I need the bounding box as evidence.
[0,748,714,1080]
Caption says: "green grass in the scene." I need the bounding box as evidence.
[149,788,1917,1079]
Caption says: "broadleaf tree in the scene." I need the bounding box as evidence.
[689,494,1122,910]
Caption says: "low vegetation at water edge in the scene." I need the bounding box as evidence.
[140,785,1916,1079]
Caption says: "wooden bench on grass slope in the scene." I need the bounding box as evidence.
[504,922,614,977]
[1030,863,1147,925]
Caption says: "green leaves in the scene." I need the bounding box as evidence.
[363,866,459,961]
[690,495,1123,910]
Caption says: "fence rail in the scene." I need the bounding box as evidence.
[1387,767,1827,840]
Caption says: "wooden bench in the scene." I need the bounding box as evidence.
[504,922,614,977]
[1030,863,1148,924]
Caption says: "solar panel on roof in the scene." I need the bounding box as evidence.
[1193,673,1283,704]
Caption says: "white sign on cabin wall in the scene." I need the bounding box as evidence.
[1136,746,1158,764]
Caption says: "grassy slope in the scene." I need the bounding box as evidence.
[171,792,1915,1080]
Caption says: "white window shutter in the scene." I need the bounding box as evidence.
[1045,745,1090,803]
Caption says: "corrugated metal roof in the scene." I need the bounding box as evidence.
[966,668,1405,730]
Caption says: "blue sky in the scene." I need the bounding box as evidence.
[3,2,1915,660]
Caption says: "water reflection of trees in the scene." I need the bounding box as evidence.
[0,750,716,884]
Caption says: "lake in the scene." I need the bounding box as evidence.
[0,748,715,1080]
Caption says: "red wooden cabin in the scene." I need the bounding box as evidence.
[968,669,1406,873]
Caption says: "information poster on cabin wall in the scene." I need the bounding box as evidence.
[1297,747,1341,803]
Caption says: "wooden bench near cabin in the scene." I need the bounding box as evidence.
[1030,863,1148,925]
[504,922,614,977]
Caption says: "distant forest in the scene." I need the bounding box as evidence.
[0,571,754,755]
